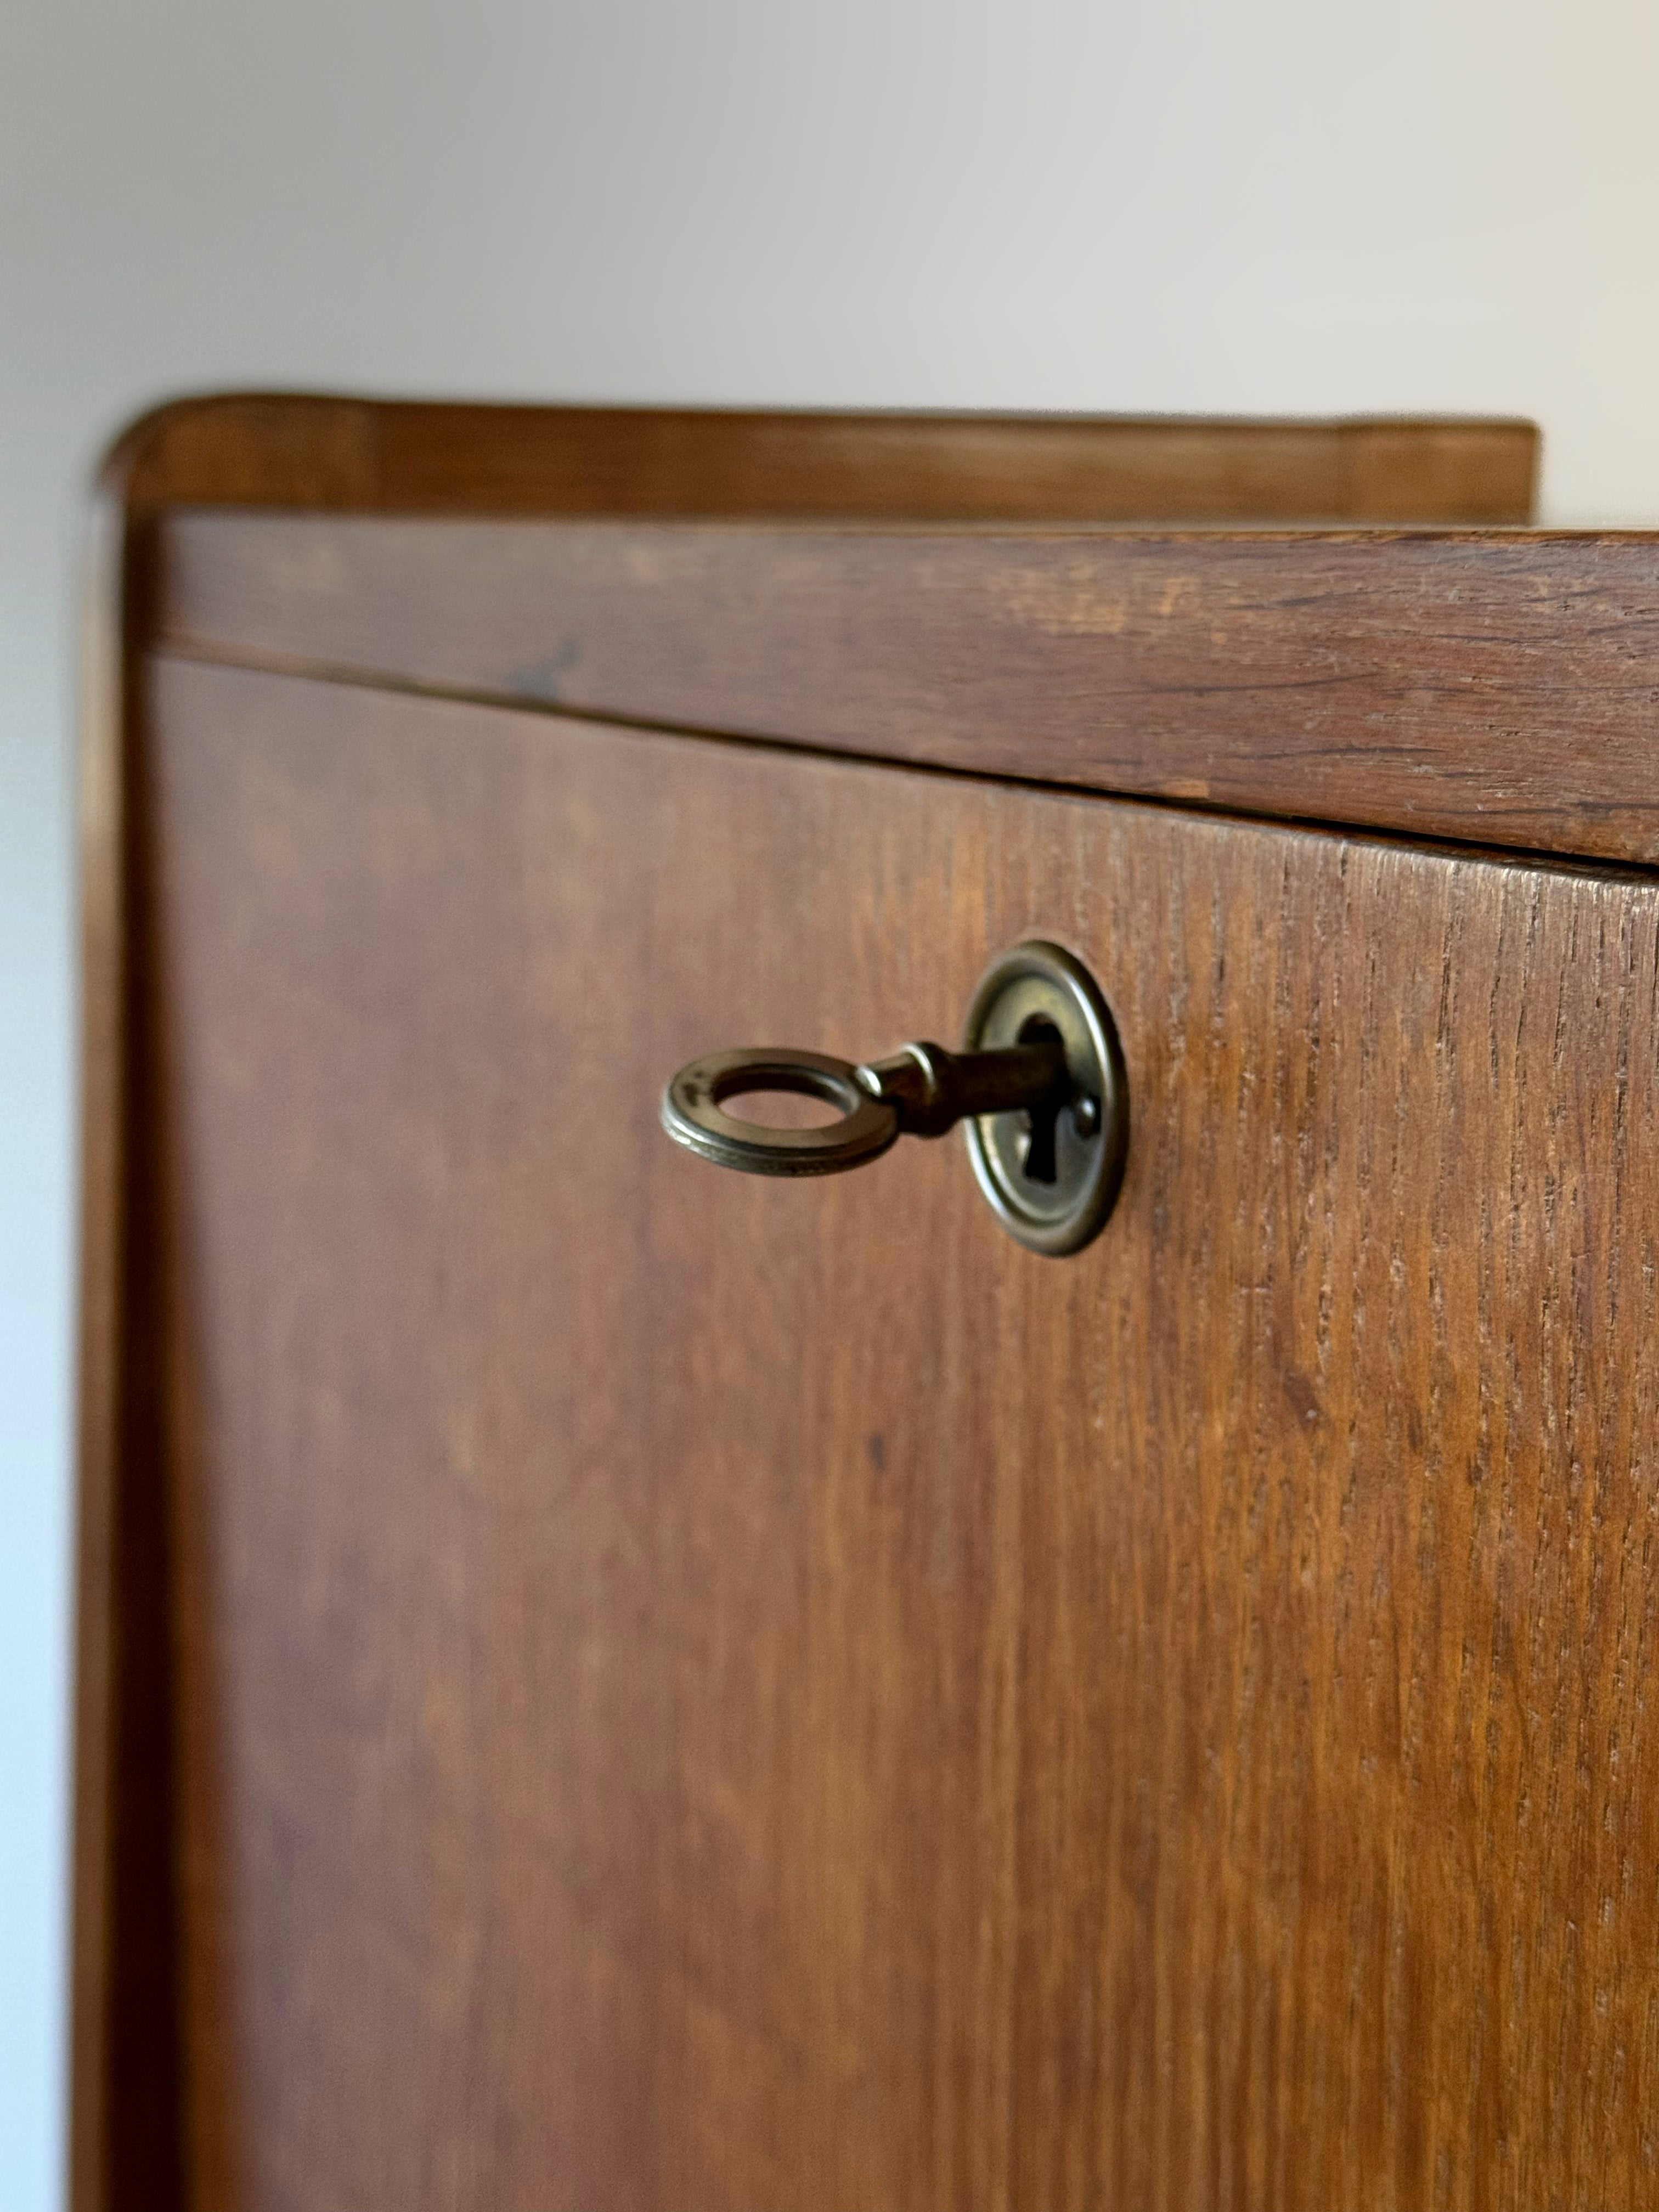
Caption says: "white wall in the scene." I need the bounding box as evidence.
[5,0,1658,2200]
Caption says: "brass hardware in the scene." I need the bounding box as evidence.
[659,940,1128,1255]
[959,940,1128,1256]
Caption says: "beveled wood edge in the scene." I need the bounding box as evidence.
[97,390,1541,523]
[65,387,1544,2210]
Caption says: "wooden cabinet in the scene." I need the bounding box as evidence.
[76,400,1659,2208]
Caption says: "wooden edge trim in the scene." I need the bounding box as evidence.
[95,390,1540,524]
[69,475,128,2212]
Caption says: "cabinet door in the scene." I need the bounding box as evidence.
[134,651,1659,2211]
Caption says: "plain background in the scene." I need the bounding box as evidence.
[6,0,1659,2201]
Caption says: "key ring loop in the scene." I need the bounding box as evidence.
[661,1047,900,1177]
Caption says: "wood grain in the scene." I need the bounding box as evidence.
[153,510,1659,867]
[122,652,1659,2210]
[104,392,1538,524]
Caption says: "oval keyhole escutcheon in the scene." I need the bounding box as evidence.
[961,940,1128,1256]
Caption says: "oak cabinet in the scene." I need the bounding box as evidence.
[76,400,1659,2209]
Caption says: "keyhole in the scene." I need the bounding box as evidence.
[1014,1015,1065,1184]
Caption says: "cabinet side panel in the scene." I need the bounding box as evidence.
[71,499,190,2212]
